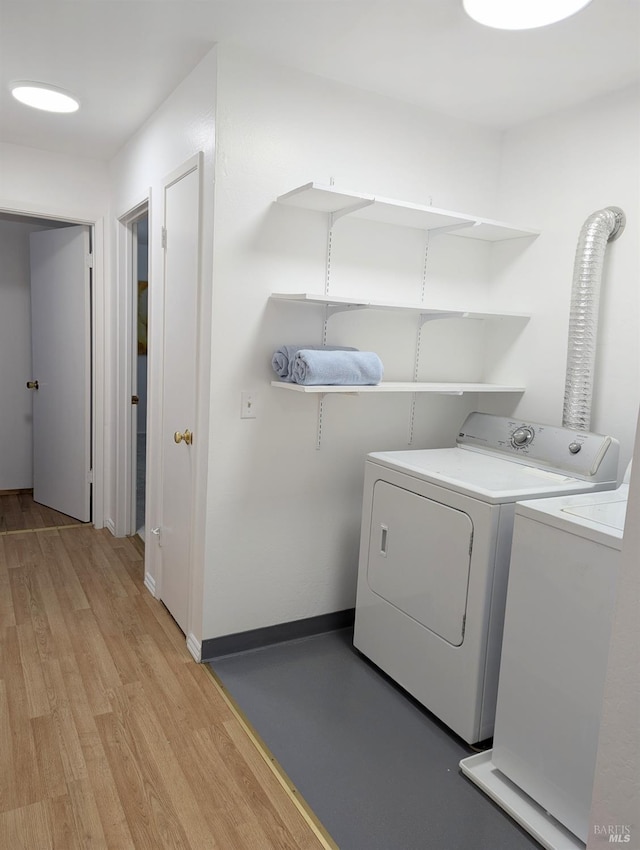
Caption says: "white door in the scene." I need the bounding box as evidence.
[29,225,91,522]
[160,157,201,633]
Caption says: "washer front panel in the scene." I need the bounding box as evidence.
[492,514,620,841]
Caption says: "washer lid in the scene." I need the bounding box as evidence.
[367,448,608,504]
[562,499,627,531]
[515,484,628,548]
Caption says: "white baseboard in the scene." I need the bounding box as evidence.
[143,572,157,597]
[105,518,116,536]
[186,633,202,662]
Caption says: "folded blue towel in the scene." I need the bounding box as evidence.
[271,344,358,382]
[291,349,384,386]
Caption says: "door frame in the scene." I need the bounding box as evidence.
[113,153,209,659]
[0,200,105,528]
[115,196,151,537]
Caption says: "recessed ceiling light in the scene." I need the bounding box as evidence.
[463,0,593,30]
[10,81,80,113]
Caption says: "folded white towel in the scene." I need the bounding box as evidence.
[271,344,358,382]
[291,349,384,386]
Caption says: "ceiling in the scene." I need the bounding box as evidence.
[0,0,639,161]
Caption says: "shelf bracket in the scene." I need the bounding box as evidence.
[427,220,477,238]
[325,303,369,320]
[418,311,463,328]
[329,198,375,226]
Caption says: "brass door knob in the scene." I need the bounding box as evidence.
[26,380,39,390]
[174,429,193,445]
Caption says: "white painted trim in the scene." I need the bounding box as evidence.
[114,195,150,538]
[0,200,106,530]
[105,517,116,536]
[0,197,101,225]
[143,571,157,597]
[91,217,106,529]
[162,152,201,191]
[186,633,202,663]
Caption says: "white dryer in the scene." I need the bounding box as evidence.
[353,412,620,745]
[460,467,630,850]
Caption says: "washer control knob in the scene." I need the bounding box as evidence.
[511,427,534,447]
[568,442,582,454]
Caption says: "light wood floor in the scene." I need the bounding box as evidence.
[0,523,334,850]
[0,491,84,534]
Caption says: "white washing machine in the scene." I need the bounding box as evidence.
[353,412,620,745]
[460,467,630,850]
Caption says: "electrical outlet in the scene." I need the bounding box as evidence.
[241,391,257,419]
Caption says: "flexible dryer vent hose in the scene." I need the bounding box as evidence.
[562,206,625,432]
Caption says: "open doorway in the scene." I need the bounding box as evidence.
[133,213,149,538]
[0,212,93,530]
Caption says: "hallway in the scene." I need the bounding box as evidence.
[0,491,84,534]
[0,523,332,849]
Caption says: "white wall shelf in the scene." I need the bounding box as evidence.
[270,292,530,321]
[272,381,525,395]
[276,182,540,241]
[273,180,536,445]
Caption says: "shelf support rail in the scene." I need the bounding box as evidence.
[408,312,468,444]
[316,393,326,450]
[325,200,375,298]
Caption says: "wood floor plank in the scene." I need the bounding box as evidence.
[124,682,222,849]
[41,658,88,785]
[223,717,335,850]
[2,625,44,810]
[31,550,78,661]
[170,724,257,849]
[31,714,68,800]
[0,681,16,813]
[56,655,136,850]
[0,492,84,533]
[207,721,307,850]
[0,800,53,850]
[189,723,290,849]
[47,795,82,850]
[0,532,20,568]
[96,687,192,850]
[0,540,16,630]
[38,531,90,612]
[16,620,51,717]
[0,513,331,850]
[66,777,109,850]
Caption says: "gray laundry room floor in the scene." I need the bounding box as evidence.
[209,628,542,850]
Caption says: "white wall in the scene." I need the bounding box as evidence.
[0,142,109,222]
[0,142,110,523]
[202,45,526,640]
[0,221,36,488]
[490,85,640,475]
[108,47,217,637]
